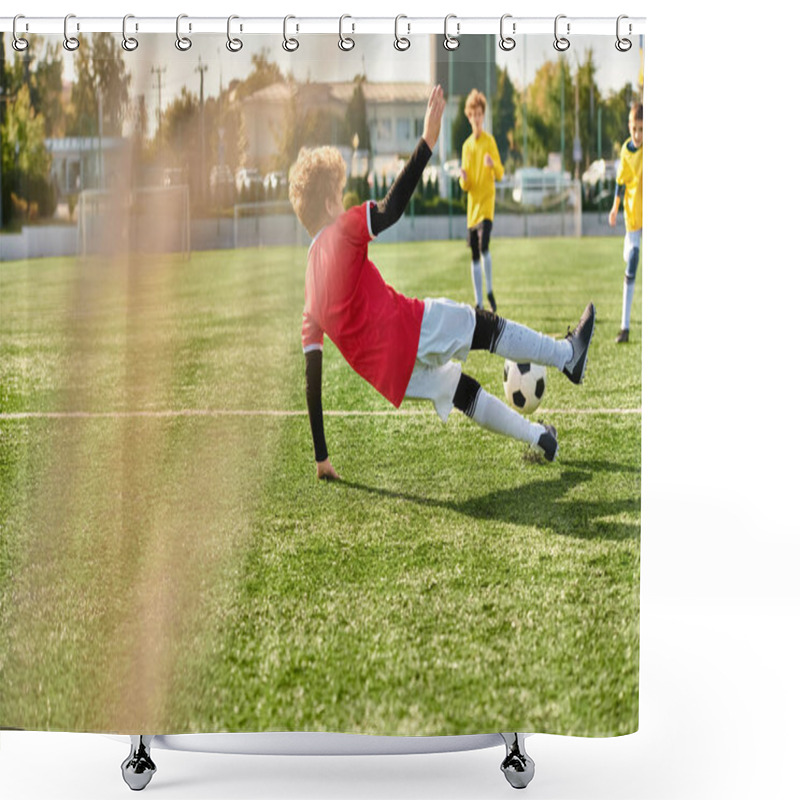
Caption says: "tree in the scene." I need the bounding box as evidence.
[207,90,249,174]
[602,83,636,160]
[518,58,575,171]
[1,84,53,222]
[29,37,65,137]
[575,49,602,169]
[345,76,371,153]
[234,49,284,100]
[1,36,65,138]
[278,82,343,171]
[492,66,516,165]
[451,95,472,159]
[0,33,7,131]
[67,33,131,137]
[158,88,201,165]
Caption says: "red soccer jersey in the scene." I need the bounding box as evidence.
[301,202,424,408]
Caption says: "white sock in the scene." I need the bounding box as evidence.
[471,260,483,307]
[622,279,635,330]
[470,389,546,445]
[482,251,493,294]
[494,319,572,371]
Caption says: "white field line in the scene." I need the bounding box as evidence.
[0,407,641,420]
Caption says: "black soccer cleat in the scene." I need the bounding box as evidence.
[536,424,558,462]
[615,328,629,343]
[487,291,497,314]
[562,302,596,385]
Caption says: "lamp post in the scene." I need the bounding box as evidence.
[196,56,208,204]
[151,65,166,133]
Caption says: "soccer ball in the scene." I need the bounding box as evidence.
[503,360,547,414]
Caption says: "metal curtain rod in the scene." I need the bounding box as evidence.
[0,15,645,36]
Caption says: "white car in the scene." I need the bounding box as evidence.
[235,167,262,193]
[443,159,462,180]
[263,171,287,192]
[581,159,619,186]
[512,167,571,206]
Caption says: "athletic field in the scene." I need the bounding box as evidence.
[0,237,640,736]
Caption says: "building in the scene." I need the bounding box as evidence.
[238,35,496,182]
[45,136,131,196]
[239,80,431,177]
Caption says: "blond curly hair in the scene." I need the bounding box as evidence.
[289,146,347,236]
[464,89,487,117]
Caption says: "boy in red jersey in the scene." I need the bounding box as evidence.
[289,86,595,481]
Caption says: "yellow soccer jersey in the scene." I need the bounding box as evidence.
[459,131,505,229]
[616,137,643,232]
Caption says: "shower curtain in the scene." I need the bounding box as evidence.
[0,23,642,738]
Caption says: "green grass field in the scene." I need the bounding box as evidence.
[0,237,640,737]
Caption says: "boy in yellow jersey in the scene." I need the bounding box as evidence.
[609,102,643,343]
[459,89,504,312]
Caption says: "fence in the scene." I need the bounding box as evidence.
[1,213,624,262]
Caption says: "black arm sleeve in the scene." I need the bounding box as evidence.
[369,137,433,236]
[304,349,328,463]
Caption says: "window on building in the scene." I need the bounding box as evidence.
[377,118,392,143]
[396,118,411,143]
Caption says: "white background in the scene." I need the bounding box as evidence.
[2,1,799,798]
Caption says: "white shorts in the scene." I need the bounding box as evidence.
[404,298,476,422]
[623,229,643,262]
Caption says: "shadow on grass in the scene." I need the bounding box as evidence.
[338,458,639,541]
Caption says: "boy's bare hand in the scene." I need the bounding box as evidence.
[484,154,494,168]
[608,208,618,227]
[423,85,446,150]
[316,458,341,481]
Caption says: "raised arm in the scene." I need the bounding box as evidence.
[304,349,339,480]
[370,85,445,236]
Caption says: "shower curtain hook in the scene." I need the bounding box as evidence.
[443,14,460,51]
[12,15,29,51]
[226,15,243,52]
[615,15,633,52]
[175,13,192,51]
[63,13,80,51]
[499,14,516,51]
[339,15,355,51]
[122,14,139,52]
[553,14,570,52]
[394,15,410,51]
[282,15,299,52]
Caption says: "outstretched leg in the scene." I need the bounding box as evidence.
[453,373,558,461]
[472,303,595,385]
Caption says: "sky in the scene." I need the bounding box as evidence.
[14,31,642,126]
[126,33,642,103]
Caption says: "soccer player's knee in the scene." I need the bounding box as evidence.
[625,247,640,282]
[471,307,505,352]
[452,373,482,418]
